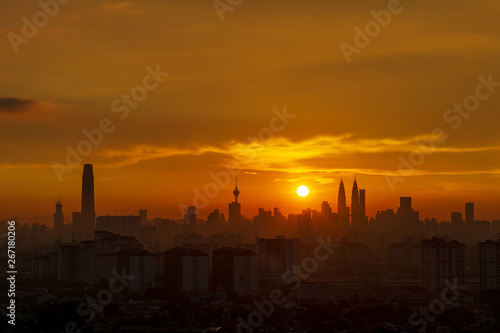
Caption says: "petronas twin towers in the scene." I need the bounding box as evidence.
[337,177,367,228]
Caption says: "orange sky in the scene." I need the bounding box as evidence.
[1,0,500,226]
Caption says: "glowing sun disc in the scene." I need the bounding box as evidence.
[297,185,309,197]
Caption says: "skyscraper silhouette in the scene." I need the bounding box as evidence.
[184,206,197,226]
[359,189,366,219]
[81,164,95,217]
[54,200,64,239]
[351,177,368,230]
[351,177,359,225]
[337,177,349,227]
[72,164,96,240]
[465,202,475,241]
[397,197,420,234]
[465,202,474,225]
[321,201,333,217]
[351,178,367,230]
[207,209,220,229]
[451,212,464,236]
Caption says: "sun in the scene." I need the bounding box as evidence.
[296,185,309,197]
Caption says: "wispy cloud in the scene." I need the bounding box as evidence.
[92,134,500,174]
[4,134,499,178]
[96,144,225,168]
[224,135,500,173]
[99,2,142,13]
[0,163,53,171]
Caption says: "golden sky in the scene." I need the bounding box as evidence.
[1,0,500,225]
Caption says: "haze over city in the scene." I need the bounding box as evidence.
[2,0,500,225]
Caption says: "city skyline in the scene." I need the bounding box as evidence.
[14,163,500,230]
[4,1,500,332]
[2,1,500,225]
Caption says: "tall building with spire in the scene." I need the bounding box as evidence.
[351,177,367,229]
[337,178,349,227]
[351,177,360,225]
[72,164,96,240]
[54,200,64,239]
[228,177,241,224]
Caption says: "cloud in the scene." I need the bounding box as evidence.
[96,145,226,168]
[92,134,500,176]
[99,2,142,13]
[224,135,500,173]
[0,97,36,113]
[0,163,52,171]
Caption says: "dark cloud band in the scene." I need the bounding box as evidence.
[0,97,36,113]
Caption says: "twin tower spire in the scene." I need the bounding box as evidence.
[338,176,366,227]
